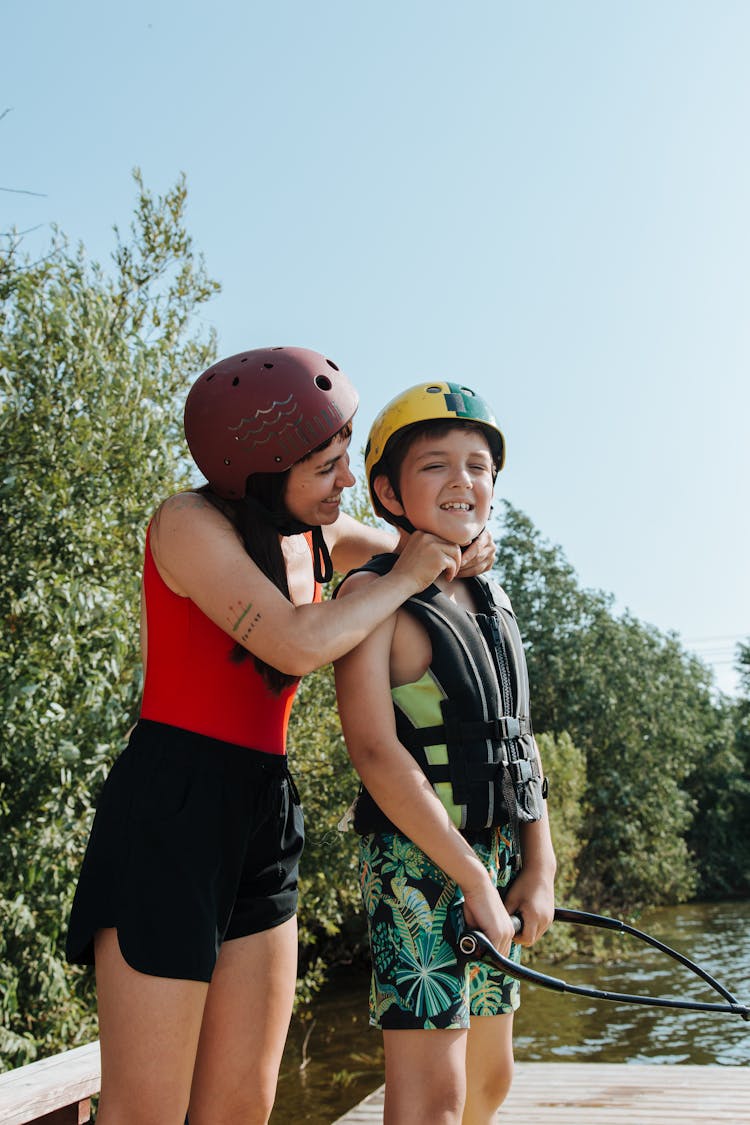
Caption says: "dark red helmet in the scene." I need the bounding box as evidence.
[184,346,359,498]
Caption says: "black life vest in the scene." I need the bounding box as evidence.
[338,554,546,844]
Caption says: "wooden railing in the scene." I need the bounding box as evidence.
[0,1040,100,1125]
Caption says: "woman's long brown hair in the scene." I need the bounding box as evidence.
[199,421,351,694]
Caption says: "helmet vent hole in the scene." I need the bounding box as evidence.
[460,386,476,396]
[263,363,274,369]
[274,455,282,462]
[240,356,248,363]
[426,385,442,393]
[232,377,240,386]
[224,458,231,465]
[315,375,332,391]
[206,373,215,382]
[326,359,340,371]
[272,346,284,351]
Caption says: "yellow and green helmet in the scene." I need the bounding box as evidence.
[364,382,505,514]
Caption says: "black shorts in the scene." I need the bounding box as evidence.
[66,719,304,982]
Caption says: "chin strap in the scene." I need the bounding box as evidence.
[242,496,333,585]
[308,526,333,584]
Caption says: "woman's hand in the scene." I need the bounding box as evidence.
[391,530,463,590]
[457,527,496,578]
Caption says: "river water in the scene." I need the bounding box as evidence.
[269,900,750,1124]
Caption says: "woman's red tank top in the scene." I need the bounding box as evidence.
[140,528,321,754]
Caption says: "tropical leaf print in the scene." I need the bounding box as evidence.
[370,920,397,979]
[360,827,519,1029]
[380,833,427,878]
[359,840,384,915]
[395,924,460,1019]
[469,959,520,1015]
[371,976,408,1023]
[389,876,433,933]
[384,894,419,961]
[474,829,514,889]
[435,877,457,913]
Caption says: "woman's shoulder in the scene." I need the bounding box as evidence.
[157,489,217,519]
[150,490,239,570]
[153,490,235,536]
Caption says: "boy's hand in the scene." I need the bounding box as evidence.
[457,527,496,577]
[503,870,555,947]
[462,878,517,958]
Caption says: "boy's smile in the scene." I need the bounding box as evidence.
[378,428,495,546]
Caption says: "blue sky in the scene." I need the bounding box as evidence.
[4,1,749,693]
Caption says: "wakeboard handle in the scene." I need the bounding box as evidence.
[458,908,749,1020]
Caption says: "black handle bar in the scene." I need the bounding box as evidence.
[458,907,749,1021]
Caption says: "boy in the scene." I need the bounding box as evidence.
[334,383,556,1125]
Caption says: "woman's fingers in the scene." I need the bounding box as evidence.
[394,532,463,589]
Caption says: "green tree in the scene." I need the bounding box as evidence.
[687,643,750,898]
[0,172,218,1066]
[535,730,587,904]
[531,730,587,960]
[290,661,363,998]
[495,502,727,914]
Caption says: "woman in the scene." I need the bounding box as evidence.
[66,347,494,1125]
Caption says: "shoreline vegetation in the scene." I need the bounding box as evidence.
[2,179,749,1070]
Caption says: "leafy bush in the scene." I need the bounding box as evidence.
[0,173,218,1066]
[495,502,728,913]
[530,730,587,960]
[289,660,364,1000]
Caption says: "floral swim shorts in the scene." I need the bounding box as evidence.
[358,828,521,1030]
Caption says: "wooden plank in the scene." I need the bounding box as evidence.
[24,1105,91,1125]
[0,1042,100,1125]
[333,1062,750,1124]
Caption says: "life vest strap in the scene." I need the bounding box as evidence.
[405,715,532,748]
[419,757,539,786]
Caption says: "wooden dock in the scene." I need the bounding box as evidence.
[333,1062,750,1123]
[0,1040,100,1125]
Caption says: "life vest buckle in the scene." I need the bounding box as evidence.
[489,715,529,741]
[504,716,522,740]
[508,758,535,784]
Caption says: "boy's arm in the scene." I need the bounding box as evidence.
[502,741,556,947]
[334,572,517,954]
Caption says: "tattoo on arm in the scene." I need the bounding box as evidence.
[227,600,263,643]
[231,601,254,632]
[239,613,262,643]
